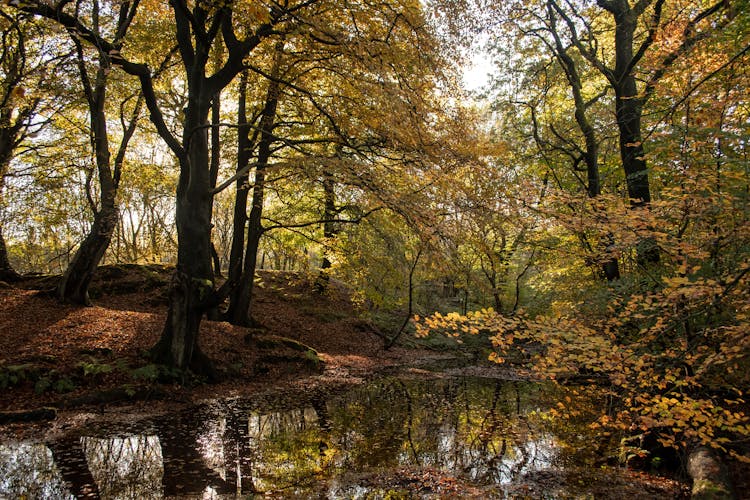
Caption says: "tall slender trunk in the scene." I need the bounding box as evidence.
[226,71,251,315]
[607,2,659,265]
[314,171,337,292]
[227,42,284,327]
[209,91,222,279]
[203,91,223,321]
[548,1,620,280]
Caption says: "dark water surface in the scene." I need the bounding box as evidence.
[0,375,681,498]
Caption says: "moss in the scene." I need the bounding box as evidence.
[691,479,733,499]
[254,335,317,353]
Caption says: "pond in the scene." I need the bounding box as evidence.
[0,374,684,499]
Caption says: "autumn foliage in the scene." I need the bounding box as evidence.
[417,181,750,462]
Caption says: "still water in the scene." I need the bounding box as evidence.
[0,375,679,499]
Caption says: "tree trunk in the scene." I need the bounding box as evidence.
[58,204,117,305]
[492,285,502,312]
[226,71,251,318]
[150,90,215,374]
[687,446,735,499]
[0,225,20,282]
[227,121,271,326]
[0,111,22,284]
[209,91,222,280]
[58,41,142,304]
[385,247,422,349]
[548,1,620,280]
[314,171,337,292]
[227,43,284,327]
[149,268,216,378]
[608,3,659,264]
[58,48,117,305]
[228,212,263,327]
[205,92,223,320]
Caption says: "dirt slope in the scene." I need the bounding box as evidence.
[0,265,431,414]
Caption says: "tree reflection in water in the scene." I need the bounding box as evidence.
[0,376,570,498]
[82,435,162,498]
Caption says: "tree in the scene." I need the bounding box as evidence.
[548,0,734,264]
[0,10,47,281]
[17,0,310,373]
[502,1,620,280]
[225,40,285,327]
[57,1,145,305]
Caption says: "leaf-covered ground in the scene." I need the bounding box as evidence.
[0,265,441,416]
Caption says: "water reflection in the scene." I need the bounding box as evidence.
[0,442,74,499]
[1,377,570,498]
[82,436,162,499]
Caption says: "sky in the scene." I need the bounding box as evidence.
[461,47,495,92]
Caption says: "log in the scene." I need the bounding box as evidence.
[0,407,57,424]
[55,385,167,408]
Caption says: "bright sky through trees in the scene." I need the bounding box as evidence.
[461,42,494,92]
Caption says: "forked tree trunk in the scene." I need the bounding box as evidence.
[147,12,282,373]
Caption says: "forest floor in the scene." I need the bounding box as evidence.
[0,264,452,420]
